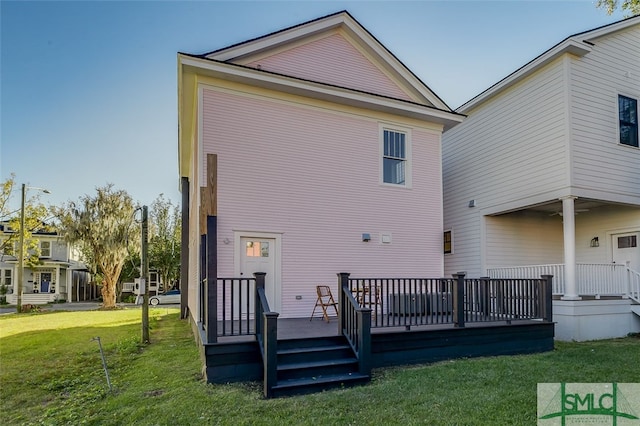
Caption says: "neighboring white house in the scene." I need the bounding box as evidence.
[0,222,91,305]
[178,11,464,322]
[442,16,640,341]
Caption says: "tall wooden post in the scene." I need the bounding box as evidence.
[201,154,218,344]
[180,177,189,319]
[141,206,150,343]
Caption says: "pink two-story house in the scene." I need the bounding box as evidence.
[178,11,463,322]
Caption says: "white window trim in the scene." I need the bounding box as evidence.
[40,240,52,258]
[379,123,412,188]
[617,93,639,149]
[444,229,454,255]
[0,269,12,288]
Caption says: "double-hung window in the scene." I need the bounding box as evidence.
[382,128,409,186]
[1,269,11,287]
[619,95,638,148]
[40,241,51,258]
[443,230,453,254]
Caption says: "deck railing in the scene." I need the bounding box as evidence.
[344,274,553,329]
[254,273,278,398]
[488,263,631,296]
[215,277,257,337]
[628,268,640,303]
[338,273,372,377]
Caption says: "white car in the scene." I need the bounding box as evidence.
[149,289,180,306]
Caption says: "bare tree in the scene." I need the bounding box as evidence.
[55,184,138,308]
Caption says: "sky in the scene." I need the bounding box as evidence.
[0,0,628,211]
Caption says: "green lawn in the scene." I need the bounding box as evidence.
[1,308,638,425]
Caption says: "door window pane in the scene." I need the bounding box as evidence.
[618,235,637,249]
[246,241,269,257]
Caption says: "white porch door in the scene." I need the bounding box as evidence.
[239,237,279,312]
[612,232,639,271]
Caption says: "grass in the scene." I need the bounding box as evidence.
[1,309,639,425]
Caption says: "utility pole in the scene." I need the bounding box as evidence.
[16,184,26,313]
[141,205,150,343]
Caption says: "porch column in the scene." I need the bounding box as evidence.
[560,196,580,300]
[55,266,60,300]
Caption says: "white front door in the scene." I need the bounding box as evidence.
[239,236,279,312]
[612,232,639,271]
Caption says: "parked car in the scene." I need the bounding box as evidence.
[149,289,180,306]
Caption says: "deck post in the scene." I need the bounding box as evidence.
[357,308,372,376]
[480,277,490,317]
[453,273,465,328]
[206,215,218,344]
[541,275,554,322]
[338,272,350,334]
[254,272,267,338]
[263,311,279,398]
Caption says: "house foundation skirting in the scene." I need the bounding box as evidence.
[553,299,640,341]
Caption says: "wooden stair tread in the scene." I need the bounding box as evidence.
[278,357,357,371]
[278,344,350,355]
[272,372,370,390]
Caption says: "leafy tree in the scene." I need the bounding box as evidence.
[0,174,52,267]
[596,0,640,16]
[149,195,181,292]
[55,184,138,308]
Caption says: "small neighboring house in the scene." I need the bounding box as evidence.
[442,16,640,341]
[0,222,92,305]
[121,271,168,304]
[178,11,463,320]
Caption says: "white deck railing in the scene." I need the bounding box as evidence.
[628,268,640,303]
[487,263,635,297]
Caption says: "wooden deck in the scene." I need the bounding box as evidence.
[199,274,555,396]
[201,316,554,387]
[216,315,549,341]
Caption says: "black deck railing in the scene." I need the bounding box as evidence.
[213,277,258,339]
[208,273,553,340]
[338,273,371,377]
[344,273,553,330]
[254,273,278,398]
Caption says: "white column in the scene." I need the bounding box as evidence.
[560,196,581,300]
[55,266,61,299]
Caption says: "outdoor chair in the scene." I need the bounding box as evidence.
[357,285,381,319]
[310,285,338,322]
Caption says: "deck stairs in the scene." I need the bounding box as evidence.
[270,335,370,397]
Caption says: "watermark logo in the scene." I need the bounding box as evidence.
[538,383,640,425]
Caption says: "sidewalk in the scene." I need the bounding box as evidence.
[0,302,139,315]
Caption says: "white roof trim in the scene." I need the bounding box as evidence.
[206,11,452,112]
[457,15,640,114]
[580,14,640,42]
[180,55,464,130]
[457,39,591,113]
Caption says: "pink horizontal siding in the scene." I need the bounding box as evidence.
[201,88,443,318]
[245,33,414,102]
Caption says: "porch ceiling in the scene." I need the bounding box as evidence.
[491,199,634,217]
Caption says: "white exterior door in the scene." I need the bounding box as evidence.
[239,236,279,312]
[612,232,639,271]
